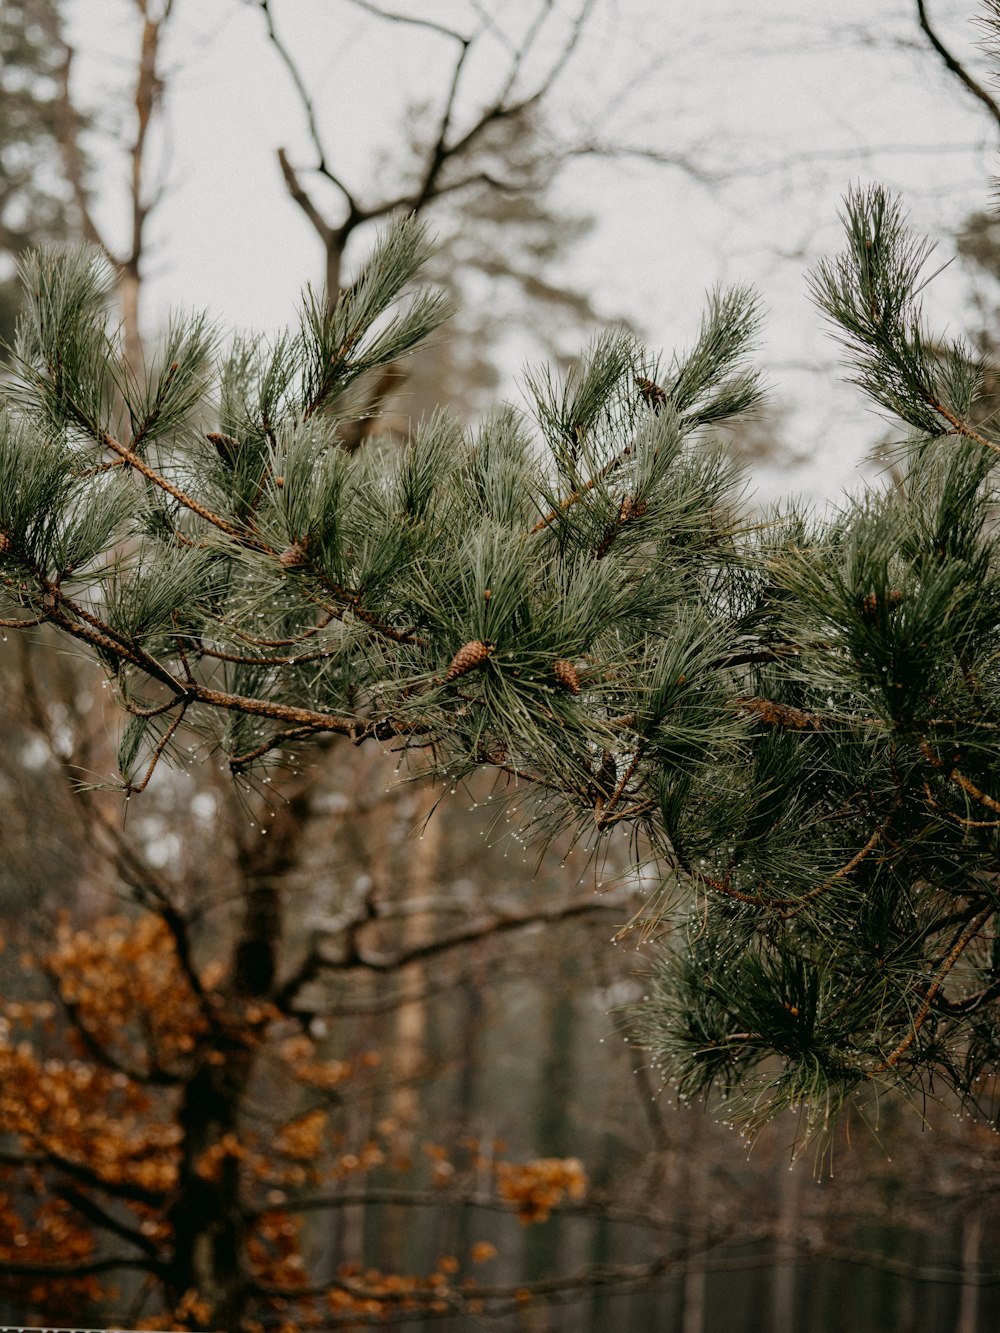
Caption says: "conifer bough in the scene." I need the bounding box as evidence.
[3,190,999,1143]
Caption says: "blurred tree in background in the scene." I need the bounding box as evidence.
[0,0,84,348]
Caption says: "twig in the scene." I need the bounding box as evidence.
[341,0,468,44]
[869,903,994,1073]
[101,431,262,545]
[315,893,631,973]
[530,444,634,534]
[925,395,1000,458]
[737,695,823,731]
[277,146,337,244]
[259,0,359,214]
[922,779,1000,827]
[916,0,1000,134]
[778,810,896,916]
[920,740,1000,814]
[123,700,190,793]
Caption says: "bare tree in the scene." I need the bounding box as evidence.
[257,0,599,300]
[249,0,692,447]
[50,0,175,373]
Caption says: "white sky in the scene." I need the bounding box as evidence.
[62,0,1000,502]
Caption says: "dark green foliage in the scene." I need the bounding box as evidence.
[3,182,1000,1145]
[637,187,1000,1142]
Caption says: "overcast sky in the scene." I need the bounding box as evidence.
[62,0,1000,501]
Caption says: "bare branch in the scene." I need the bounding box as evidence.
[252,1228,767,1314]
[403,15,477,213]
[258,0,361,224]
[252,1186,681,1230]
[519,0,599,105]
[340,0,469,44]
[567,141,720,186]
[59,1183,162,1257]
[53,44,114,260]
[0,1255,164,1279]
[345,893,630,972]
[259,2,329,165]
[916,0,1000,133]
[277,147,337,245]
[262,0,604,272]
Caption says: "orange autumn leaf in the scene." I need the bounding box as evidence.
[495,1157,587,1224]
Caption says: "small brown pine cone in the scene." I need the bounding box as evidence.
[860,589,903,618]
[619,495,648,523]
[636,377,667,412]
[445,639,493,682]
[596,748,617,790]
[553,658,581,694]
[279,543,308,568]
[0,531,10,553]
[206,431,241,463]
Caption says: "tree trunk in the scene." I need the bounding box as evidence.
[167,1052,255,1330]
[165,784,312,1329]
[770,1163,800,1333]
[679,1112,705,1333]
[956,1209,983,1333]
[325,238,343,307]
[390,785,441,1141]
[119,266,144,381]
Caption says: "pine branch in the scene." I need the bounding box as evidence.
[870,903,995,1073]
[101,430,259,544]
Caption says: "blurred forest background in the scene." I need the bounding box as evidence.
[2,2,1000,1330]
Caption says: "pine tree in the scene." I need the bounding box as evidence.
[640,185,1000,1140]
[3,167,1000,1154]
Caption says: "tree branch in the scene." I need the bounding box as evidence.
[916,0,1000,134]
[33,1142,167,1206]
[251,1186,680,1230]
[322,892,632,975]
[0,1254,164,1279]
[59,1182,162,1257]
[340,0,469,44]
[277,147,337,246]
[870,902,995,1072]
[53,44,114,260]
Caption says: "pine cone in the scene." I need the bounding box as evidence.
[445,639,493,682]
[206,431,241,464]
[553,659,581,694]
[636,377,667,412]
[859,589,903,618]
[279,543,308,568]
[595,748,617,791]
[619,496,648,523]
[0,531,10,553]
